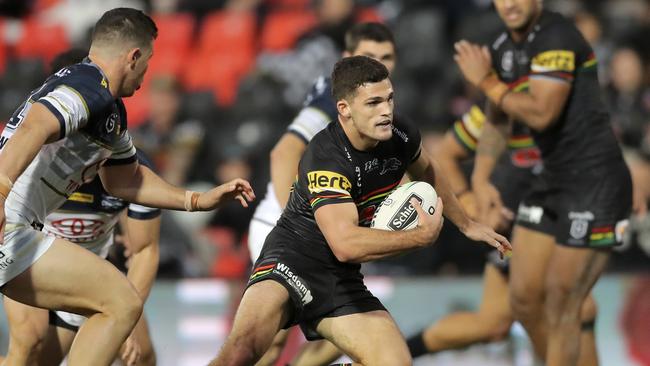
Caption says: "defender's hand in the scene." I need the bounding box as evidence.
[461,220,512,258]
[198,178,256,209]
[120,334,141,366]
[454,40,493,87]
[472,180,505,225]
[412,197,444,246]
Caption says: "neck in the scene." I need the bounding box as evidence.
[510,8,543,42]
[88,50,121,98]
[339,117,379,151]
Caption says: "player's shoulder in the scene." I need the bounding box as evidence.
[303,76,336,113]
[532,10,584,46]
[50,62,114,104]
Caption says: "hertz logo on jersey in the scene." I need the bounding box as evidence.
[531,50,575,73]
[307,171,352,194]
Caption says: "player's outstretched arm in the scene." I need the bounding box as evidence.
[315,199,444,263]
[270,133,307,208]
[0,104,62,243]
[408,149,511,256]
[454,40,571,131]
[99,163,255,211]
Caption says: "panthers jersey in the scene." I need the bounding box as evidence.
[277,118,421,255]
[286,76,337,143]
[490,10,621,173]
[1,59,136,226]
[42,151,160,257]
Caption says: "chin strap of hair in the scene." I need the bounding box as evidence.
[0,175,13,201]
[184,191,201,212]
[479,71,511,107]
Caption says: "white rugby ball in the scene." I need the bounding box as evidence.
[371,181,438,231]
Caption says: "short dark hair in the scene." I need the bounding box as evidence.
[344,22,395,53]
[92,8,157,49]
[331,56,389,101]
[50,48,88,72]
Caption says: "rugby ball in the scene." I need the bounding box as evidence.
[371,181,438,231]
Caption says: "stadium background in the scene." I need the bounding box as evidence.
[0,0,647,365]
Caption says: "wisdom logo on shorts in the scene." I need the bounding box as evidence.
[274,262,313,305]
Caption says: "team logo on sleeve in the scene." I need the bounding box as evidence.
[531,50,575,72]
[307,171,351,194]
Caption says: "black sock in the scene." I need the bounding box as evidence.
[407,331,428,358]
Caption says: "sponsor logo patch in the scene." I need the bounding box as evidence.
[517,203,544,224]
[274,262,313,305]
[531,50,575,72]
[307,170,351,195]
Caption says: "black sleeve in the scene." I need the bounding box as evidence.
[299,144,354,212]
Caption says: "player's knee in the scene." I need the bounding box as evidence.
[510,287,541,320]
[545,284,582,326]
[104,286,143,327]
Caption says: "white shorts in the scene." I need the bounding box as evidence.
[248,183,283,263]
[52,309,86,330]
[0,220,55,286]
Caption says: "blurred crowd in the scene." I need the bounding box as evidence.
[0,0,648,277]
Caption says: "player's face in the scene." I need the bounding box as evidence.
[493,0,540,32]
[348,78,394,142]
[349,40,396,75]
[121,45,153,97]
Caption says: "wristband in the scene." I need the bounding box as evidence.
[0,175,13,200]
[184,191,201,212]
[479,72,510,107]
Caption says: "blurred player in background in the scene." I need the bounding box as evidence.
[455,0,632,364]
[406,106,599,366]
[248,22,397,366]
[0,8,254,365]
[211,56,509,366]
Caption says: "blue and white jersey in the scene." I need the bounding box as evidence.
[42,151,160,257]
[0,59,136,227]
[286,76,337,143]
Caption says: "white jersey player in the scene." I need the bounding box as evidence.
[0,8,254,366]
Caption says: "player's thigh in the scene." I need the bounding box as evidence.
[478,263,513,326]
[509,225,555,303]
[545,245,609,308]
[231,279,293,347]
[316,310,410,366]
[4,296,49,346]
[1,238,141,316]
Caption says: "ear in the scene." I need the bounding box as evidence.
[337,99,352,119]
[342,50,351,58]
[126,48,142,69]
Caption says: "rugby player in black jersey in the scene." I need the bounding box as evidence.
[406,106,598,365]
[454,0,632,364]
[210,56,510,366]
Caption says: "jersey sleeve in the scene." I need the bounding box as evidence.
[104,130,136,166]
[529,23,582,84]
[450,105,486,153]
[37,71,112,139]
[301,148,354,211]
[287,76,337,143]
